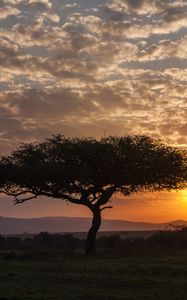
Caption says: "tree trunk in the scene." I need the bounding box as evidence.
[85,207,101,256]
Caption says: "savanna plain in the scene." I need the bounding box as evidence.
[1,231,187,300]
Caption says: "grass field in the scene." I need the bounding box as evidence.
[1,249,187,300]
[5,230,157,240]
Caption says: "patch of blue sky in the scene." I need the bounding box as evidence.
[147,28,187,45]
[120,57,187,70]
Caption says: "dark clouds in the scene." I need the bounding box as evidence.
[0,0,187,153]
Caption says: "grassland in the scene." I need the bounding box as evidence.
[1,249,187,300]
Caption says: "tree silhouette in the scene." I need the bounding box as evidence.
[0,135,186,255]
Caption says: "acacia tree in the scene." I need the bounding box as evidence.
[0,135,186,255]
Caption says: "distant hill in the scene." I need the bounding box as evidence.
[0,216,187,235]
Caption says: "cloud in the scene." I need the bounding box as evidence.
[0,0,186,152]
[0,37,20,56]
[41,11,60,22]
[28,0,52,10]
[0,70,185,148]
[105,0,187,17]
[63,3,77,9]
[102,0,187,38]
[0,0,22,5]
[0,5,20,19]
[105,0,162,16]
[137,36,187,61]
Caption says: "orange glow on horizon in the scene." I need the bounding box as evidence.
[102,189,187,223]
[30,189,187,223]
[1,190,187,223]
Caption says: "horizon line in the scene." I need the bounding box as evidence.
[1,215,187,225]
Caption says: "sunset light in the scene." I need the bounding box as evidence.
[179,189,187,205]
[0,2,187,297]
[0,0,186,223]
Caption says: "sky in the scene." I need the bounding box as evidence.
[0,0,186,221]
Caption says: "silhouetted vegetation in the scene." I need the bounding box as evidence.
[1,229,187,257]
[0,135,186,254]
[1,230,187,299]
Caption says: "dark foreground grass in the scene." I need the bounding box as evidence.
[1,250,187,300]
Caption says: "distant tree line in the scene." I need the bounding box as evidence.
[1,228,187,257]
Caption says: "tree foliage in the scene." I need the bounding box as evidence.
[0,135,186,254]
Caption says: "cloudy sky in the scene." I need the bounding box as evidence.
[0,0,187,221]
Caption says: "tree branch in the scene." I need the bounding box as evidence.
[14,194,37,204]
[28,190,91,206]
[100,205,113,211]
[95,186,116,207]
[0,187,90,206]
[0,188,31,197]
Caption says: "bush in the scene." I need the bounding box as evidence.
[0,234,5,248]
[97,235,122,249]
[1,229,187,256]
[148,228,187,248]
[33,232,56,247]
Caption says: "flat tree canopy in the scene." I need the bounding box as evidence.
[0,135,186,254]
